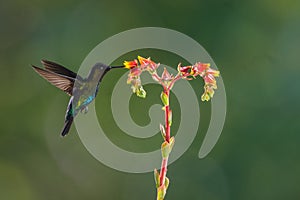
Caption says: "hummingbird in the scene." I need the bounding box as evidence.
[32,60,124,136]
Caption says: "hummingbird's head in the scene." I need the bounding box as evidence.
[87,63,111,82]
[87,63,125,83]
[91,63,110,73]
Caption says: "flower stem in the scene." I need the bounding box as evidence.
[159,156,169,187]
[157,89,171,199]
[164,92,171,143]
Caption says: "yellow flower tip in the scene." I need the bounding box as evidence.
[123,61,130,69]
[177,63,182,71]
[190,68,195,75]
[208,89,215,97]
[137,55,147,63]
[136,86,146,98]
[123,60,138,69]
[209,69,220,77]
[201,63,210,68]
[201,93,211,101]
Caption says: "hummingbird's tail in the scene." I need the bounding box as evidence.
[61,96,75,137]
[61,115,73,137]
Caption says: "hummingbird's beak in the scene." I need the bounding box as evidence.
[109,65,126,69]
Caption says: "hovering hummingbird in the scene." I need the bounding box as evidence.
[32,60,124,136]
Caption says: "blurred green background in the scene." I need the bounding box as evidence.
[1,0,300,199]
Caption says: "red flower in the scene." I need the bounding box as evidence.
[161,67,173,81]
[130,67,142,77]
[177,63,193,76]
[192,62,210,76]
[203,73,216,84]
[206,68,220,77]
[138,56,158,71]
[191,62,220,101]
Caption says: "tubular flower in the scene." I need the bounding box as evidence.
[201,83,217,101]
[177,63,194,78]
[203,73,216,84]
[192,62,211,77]
[124,59,138,69]
[125,56,161,98]
[192,62,220,101]
[129,67,142,77]
[128,75,146,98]
[124,59,143,97]
[137,56,159,71]
[206,68,220,77]
[161,67,173,81]
[128,76,145,97]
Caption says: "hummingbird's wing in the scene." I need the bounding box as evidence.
[41,60,84,81]
[32,65,76,96]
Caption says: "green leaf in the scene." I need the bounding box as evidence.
[201,93,210,101]
[157,187,165,200]
[169,137,175,150]
[154,169,160,188]
[164,177,170,190]
[161,137,175,158]
[160,92,169,106]
[161,142,170,158]
[159,124,166,139]
[136,86,146,98]
[168,110,172,126]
